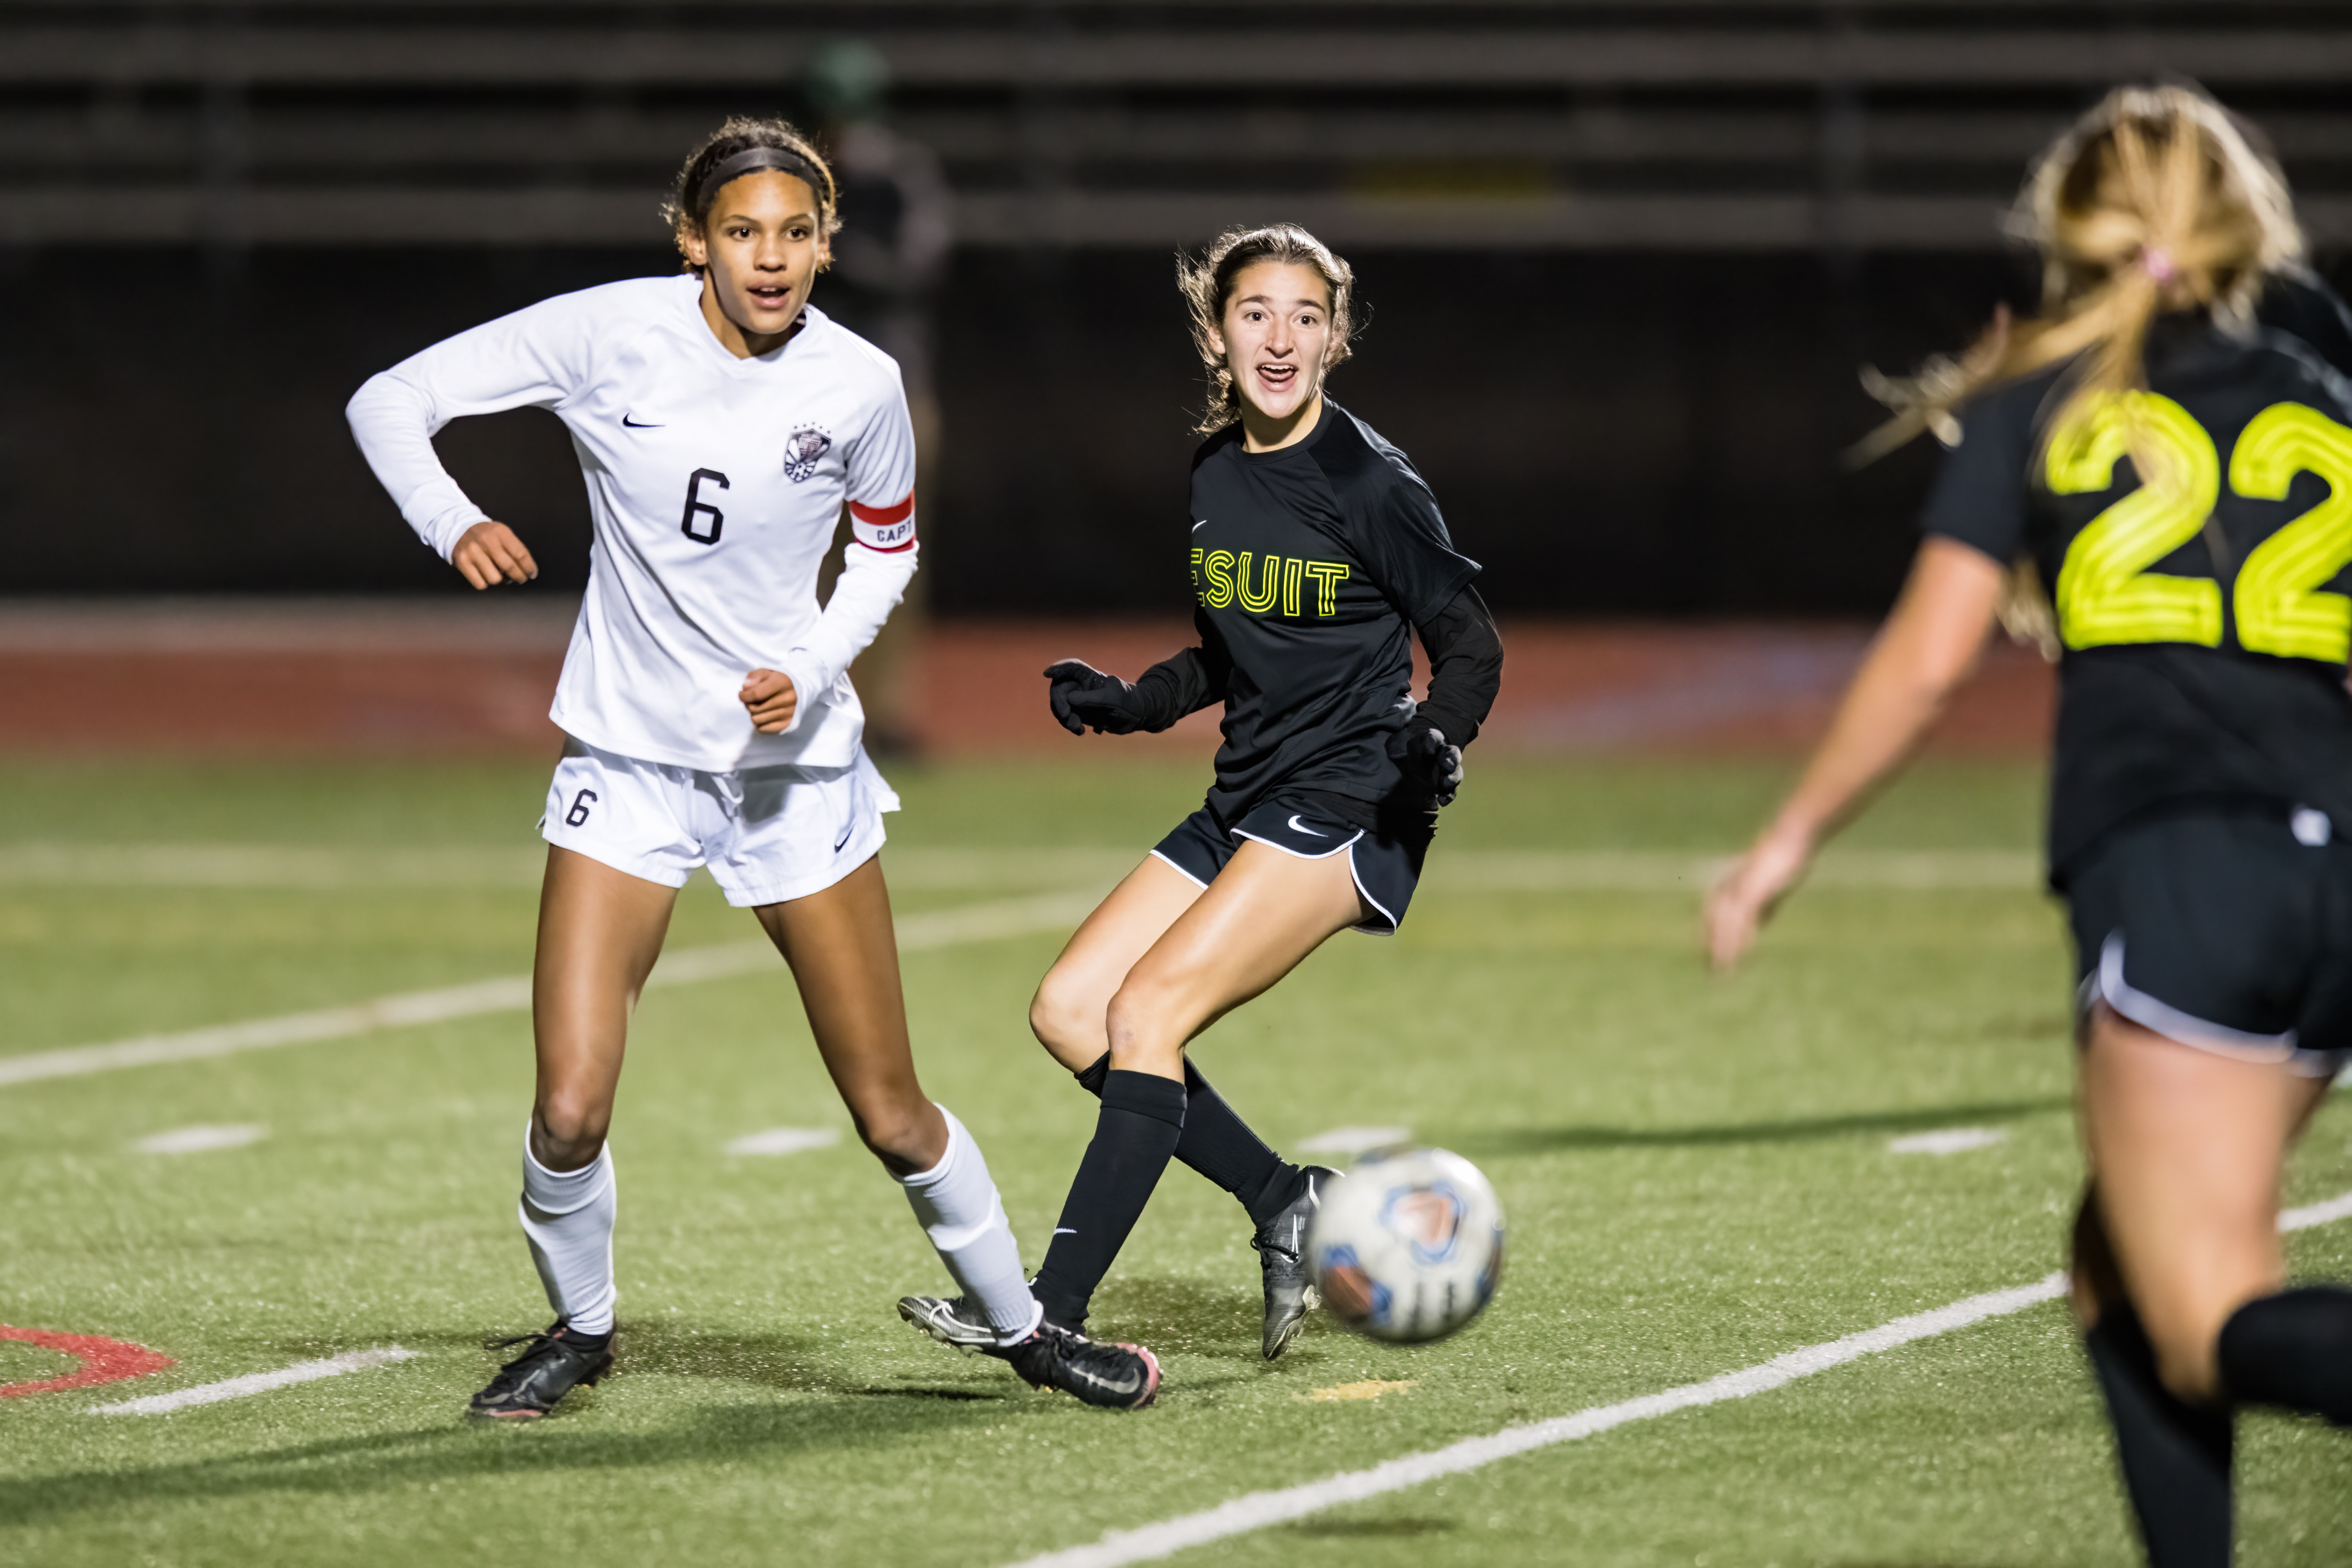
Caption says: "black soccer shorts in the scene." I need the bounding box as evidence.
[1151,797,1426,935]
[2068,804,2352,1076]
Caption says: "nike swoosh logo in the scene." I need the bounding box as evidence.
[1052,1227,1076,1236]
[834,823,855,853]
[1286,814,1329,838]
[1071,1362,1144,1397]
[621,414,661,428]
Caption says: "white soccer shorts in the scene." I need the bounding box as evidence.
[540,736,898,907]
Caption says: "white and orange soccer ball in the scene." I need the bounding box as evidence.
[1306,1146,1504,1343]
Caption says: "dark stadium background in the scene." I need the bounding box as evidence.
[6,2,2345,621]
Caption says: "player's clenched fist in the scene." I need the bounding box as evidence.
[739,668,799,733]
[452,521,539,590]
[1386,723,1464,806]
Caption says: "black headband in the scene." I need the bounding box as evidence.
[692,145,828,215]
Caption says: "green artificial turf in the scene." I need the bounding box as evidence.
[2,755,2347,1567]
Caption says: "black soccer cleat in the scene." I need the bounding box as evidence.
[1253,1167,1337,1361]
[993,1321,1160,1410]
[466,1318,615,1420]
[897,1293,998,1355]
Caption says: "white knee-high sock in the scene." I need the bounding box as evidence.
[901,1106,1041,1346]
[518,1128,617,1337]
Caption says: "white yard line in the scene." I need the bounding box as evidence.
[0,890,1102,1089]
[0,844,2040,894]
[131,1124,268,1155]
[1297,1126,1412,1156]
[1888,1128,2011,1156]
[723,1127,841,1157]
[1423,849,2041,894]
[1002,1190,2352,1568]
[0,843,1139,893]
[89,1347,416,1416]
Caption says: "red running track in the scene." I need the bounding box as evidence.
[0,601,2052,759]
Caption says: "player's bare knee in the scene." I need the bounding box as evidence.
[532,1097,611,1168]
[1103,984,1189,1077]
[2153,1337,2226,1405]
[847,1094,942,1175]
[1029,968,1105,1066]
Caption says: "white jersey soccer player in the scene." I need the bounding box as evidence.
[350,273,917,780]
[347,118,1158,1418]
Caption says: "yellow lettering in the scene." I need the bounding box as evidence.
[1236,551,1280,613]
[1301,561,1349,617]
[1202,550,1236,608]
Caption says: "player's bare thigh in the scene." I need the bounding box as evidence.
[1030,854,1206,1072]
[2077,1002,2319,1400]
[1106,841,1369,1080]
[530,845,680,1169]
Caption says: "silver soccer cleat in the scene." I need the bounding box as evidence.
[896,1293,997,1355]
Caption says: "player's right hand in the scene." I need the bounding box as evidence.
[453,521,539,590]
[1043,659,1143,735]
[1703,828,1812,972]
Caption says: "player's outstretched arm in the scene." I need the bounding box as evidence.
[450,520,539,590]
[1044,644,1222,737]
[1706,537,2004,970]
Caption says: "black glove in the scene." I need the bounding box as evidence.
[1044,659,1146,735]
[1388,722,1464,806]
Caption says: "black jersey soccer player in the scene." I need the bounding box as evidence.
[1708,87,2352,1566]
[898,224,1503,1370]
[347,118,1157,1417]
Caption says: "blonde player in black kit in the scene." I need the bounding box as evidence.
[1709,87,2352,1566]
[898,223,1503,1377]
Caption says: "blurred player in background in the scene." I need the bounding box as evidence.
[1709,86,2352,1568]
[805,39,951,759]
[347,117,1154,1418]
[897,223,1503,1374]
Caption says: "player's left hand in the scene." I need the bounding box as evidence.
[1388,723,1463,806]
[740,668,799,734]
[1704,828,1812,972]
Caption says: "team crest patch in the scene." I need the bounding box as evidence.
[782,426,832,482]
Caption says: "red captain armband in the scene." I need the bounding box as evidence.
[849,492,917,553]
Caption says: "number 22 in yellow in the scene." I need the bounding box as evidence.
[2049,393,2352,663]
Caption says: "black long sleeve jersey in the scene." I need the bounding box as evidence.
[1922,312,2352,883]
[1130,399,1502,839]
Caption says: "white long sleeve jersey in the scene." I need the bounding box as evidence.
[347,275,918,772]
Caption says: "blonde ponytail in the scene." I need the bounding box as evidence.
[1858,86,2300,456]
[1852,84,2304,655]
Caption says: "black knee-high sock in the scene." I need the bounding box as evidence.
[2218,1285,2352,1424]
[2084,1299,2234,1568]
[1073,1053,1304,1227]
[1030,1070,1186,1331]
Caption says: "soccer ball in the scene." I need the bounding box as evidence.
[1306,1146,1504,1343]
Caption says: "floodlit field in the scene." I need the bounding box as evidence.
[3,756,2349,1567]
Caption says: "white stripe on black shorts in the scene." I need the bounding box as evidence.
[2067,804,2352,1077]
[1149,797,1426,934]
